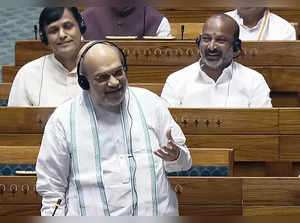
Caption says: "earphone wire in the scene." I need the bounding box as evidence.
[38,55,47,106]
[125,87,138,215]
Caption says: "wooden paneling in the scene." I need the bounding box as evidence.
[13,40,300,67]
[0,146,39,164]
[0,134,42,146]
[0,205,41,216]
[243,178,300,205]
[0,107,54,134]
[0,177,40,203]
[170,23,204,39]
[170,108,278,135]
[280,136,300,161]
[279,108,300,134]
[244,206,300,216]
[0,83,11,100]
[169,177,242,204]
[190,148,233,166]
[1,176,300,216]
[186,135,279,161]
[1,65,19,83]
[179,205,242,216]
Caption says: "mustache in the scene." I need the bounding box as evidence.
[205,49,222,56]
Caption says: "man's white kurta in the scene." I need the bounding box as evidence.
[226,9,296,40]
[8,54,81,106]
[36,87,192,216]
[161,61,272,108]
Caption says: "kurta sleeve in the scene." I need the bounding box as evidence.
[36,112,71,216]
[8,67,32,106]
[156,98,192,172]
[249,74,272,108]
[156,17,171,37]
[161,77,181,107]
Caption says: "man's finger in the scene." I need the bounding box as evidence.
[166,128,173,142]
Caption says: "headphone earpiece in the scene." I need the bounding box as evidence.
[78,75,90,90]
[39,30,48,45]
[77,40,128,90]
[196,35,201,48]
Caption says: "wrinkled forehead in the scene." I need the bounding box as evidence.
[202,17,235,40]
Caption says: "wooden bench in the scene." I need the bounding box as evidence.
[3,40,300,106]
[2,107,300,176]
[1,176,300,215]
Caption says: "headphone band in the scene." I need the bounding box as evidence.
[77,40,128,90]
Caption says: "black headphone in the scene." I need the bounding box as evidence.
[39,7,86,45]
[77,40,128,90]
[196,35,242,53]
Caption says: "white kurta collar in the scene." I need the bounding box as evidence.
[199,61,233,85]
[234,9,267,31]
[50,54,77,75]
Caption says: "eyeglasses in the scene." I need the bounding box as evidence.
[94,66,125,83]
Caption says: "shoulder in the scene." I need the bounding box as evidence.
[269,12,295,29]
[129,87,166,108]
[233,62,267,82]
[130,86,160,100]
[166,62,200,82]
[17,55,49,73]
[225,9,237,18]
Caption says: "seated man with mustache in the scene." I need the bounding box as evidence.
[161,14,272,108]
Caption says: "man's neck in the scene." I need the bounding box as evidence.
[202,67,223,82]
[240,10,265,28]
[54,54,76,72]
[89,93,122,118]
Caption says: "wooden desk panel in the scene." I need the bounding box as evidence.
[169,108,278,135]
[14,40,300,67]
[242,177,300,205]
[186,135,279,161]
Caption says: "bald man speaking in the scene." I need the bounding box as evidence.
[35,41,191,216]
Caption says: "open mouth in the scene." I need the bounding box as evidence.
[57,40,73,46]
[206,53,221,60]
[105,86,123,94]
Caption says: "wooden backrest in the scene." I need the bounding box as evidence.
[0,146,39,164]
[12,40,300,67]
[0,83,10,100]
[170,23,204,39]
[190,148,234,176]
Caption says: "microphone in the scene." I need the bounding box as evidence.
[181,25,185,40]
[52,199,62,216]
[34,25,38,40]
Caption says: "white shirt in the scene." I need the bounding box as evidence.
[156,17,171,37]
[226,9,296,40]
[8,54,81,106]
[161,61,272,108]
[36,87,192,216]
